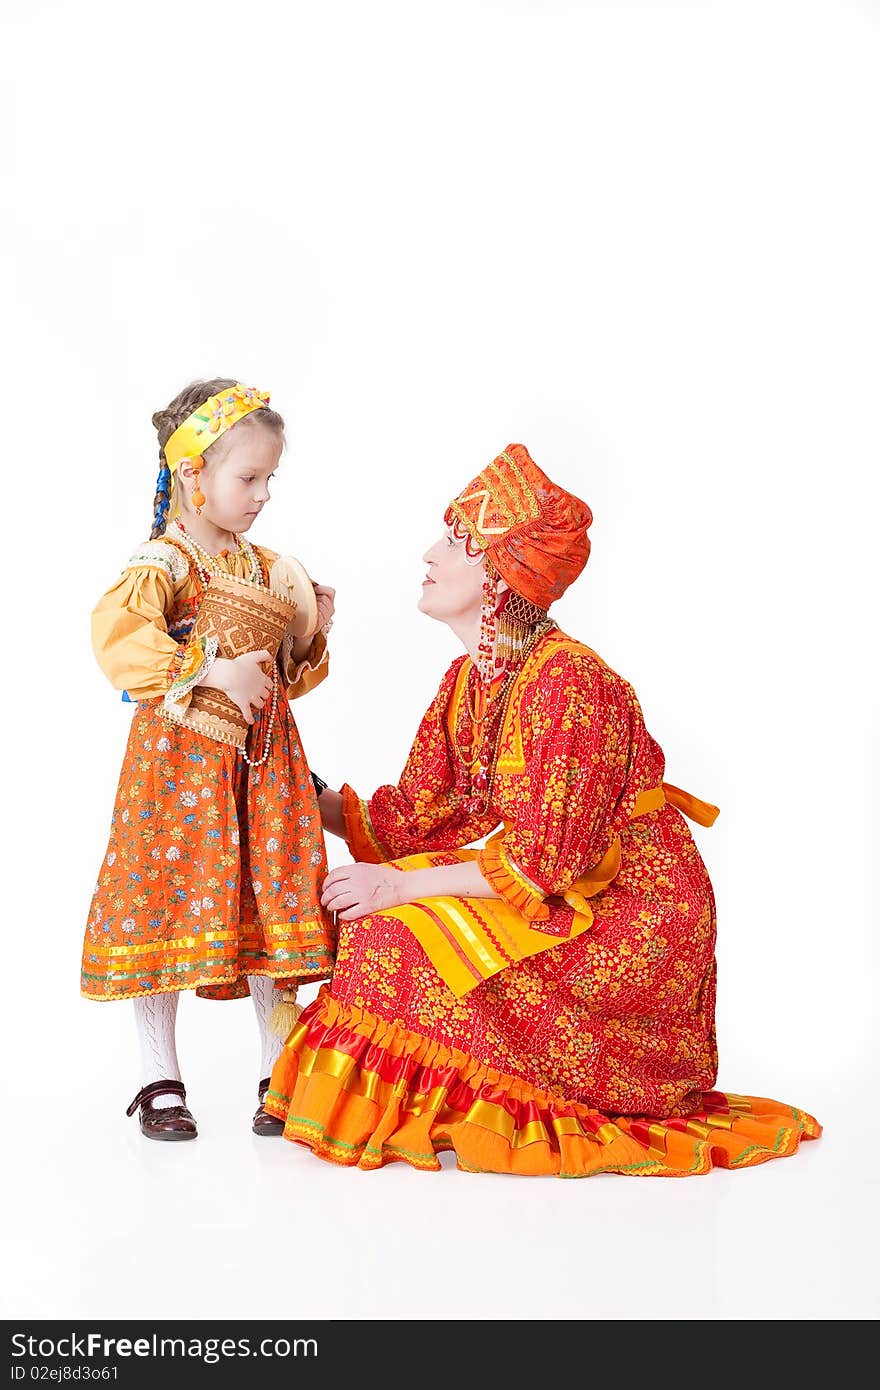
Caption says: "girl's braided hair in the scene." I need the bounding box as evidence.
[149,378,285,539]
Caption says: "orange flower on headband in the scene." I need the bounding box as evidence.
[164,383,271,473]
[445,444,592,609]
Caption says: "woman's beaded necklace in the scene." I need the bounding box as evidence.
[452,667,514,775]
[453,623,553,804]
[166,520,277,770]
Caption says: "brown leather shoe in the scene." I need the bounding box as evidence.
[253,1077,284,1137]
[126,1081,198,1142]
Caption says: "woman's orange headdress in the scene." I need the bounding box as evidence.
[445,444,592,608]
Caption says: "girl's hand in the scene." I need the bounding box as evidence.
[321,863,402,920]
[288,584,336,662]
[313,583,336,635]
[204,651,272,724]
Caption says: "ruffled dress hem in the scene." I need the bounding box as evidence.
[266,988,821,1178]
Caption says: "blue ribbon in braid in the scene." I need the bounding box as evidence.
[153,461,173,536]
[124,461,175,702]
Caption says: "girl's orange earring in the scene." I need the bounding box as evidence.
[190,455,205,513]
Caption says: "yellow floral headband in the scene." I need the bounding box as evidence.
[164,383,271,473]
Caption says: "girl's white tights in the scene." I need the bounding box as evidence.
[248,975,284,1080]
[132,978,282,1108]
[133,992,182,1109]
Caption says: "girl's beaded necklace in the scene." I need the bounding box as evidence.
[167,519,262,588]
[166,520,277,770]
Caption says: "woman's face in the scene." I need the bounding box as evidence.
[418,529,487,625]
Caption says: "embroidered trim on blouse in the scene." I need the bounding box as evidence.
[280,631,329,686]
[341,784,387,864]
[163,635,219,714]
[478,837,549,919]
[125,541,189,585]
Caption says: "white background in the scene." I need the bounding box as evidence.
[1,0,877,1321]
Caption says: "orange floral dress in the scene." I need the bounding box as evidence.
[266,631,820,1176]
[81,533,336,1003]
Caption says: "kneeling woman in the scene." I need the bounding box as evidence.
[267,446,820,1177]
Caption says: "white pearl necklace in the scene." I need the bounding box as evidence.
[167,520,277,769]
[168,520,262,587]
[240,662,279,770]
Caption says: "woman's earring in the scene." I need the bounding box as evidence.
[190,455,205,514]
[477,566,499,683]
[496,591,548,664]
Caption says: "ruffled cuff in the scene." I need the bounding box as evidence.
[163,634,218,716]
[477,837,549,920]
[341,784,388,864]
[280,630,329,700]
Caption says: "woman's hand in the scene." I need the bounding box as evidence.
[202,651,272,724]
[321,863,402,920]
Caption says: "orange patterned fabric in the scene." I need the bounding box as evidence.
[444,444,592,608]
[82,540,335,1001]
[267,631,820,1173]
[266,991,820,1176]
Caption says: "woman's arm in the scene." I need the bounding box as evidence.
[320,858,499,920]
[476,651,636,919]
[316,787,345,839]
[315,657,498,861]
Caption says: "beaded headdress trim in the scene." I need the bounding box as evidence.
[445,451,541,553]
[164,383,271,472]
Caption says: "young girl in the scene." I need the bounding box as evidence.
[82,378,336,1141]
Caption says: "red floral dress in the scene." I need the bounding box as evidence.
[266,632,820,1176]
